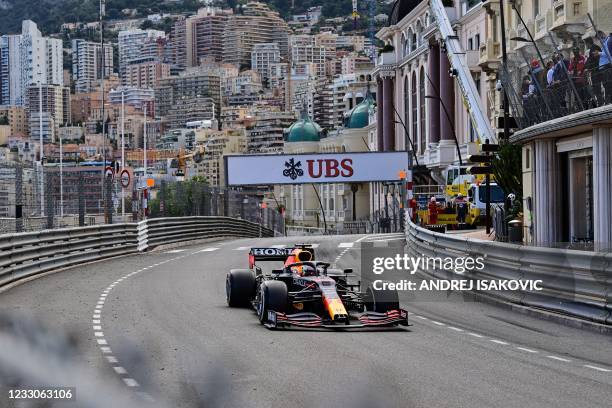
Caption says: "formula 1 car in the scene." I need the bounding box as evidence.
[225,245,408,329]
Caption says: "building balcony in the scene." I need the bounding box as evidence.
[377,51,397,67]
[478,38,501,73]
[533,11,553,41]
[481,0,500,15]
[466,50,480,70]
[550,0,585,36]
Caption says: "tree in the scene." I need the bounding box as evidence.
[492,141,522,202]
[0,115,8,126]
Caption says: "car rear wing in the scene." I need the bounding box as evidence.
[248,245,315,268]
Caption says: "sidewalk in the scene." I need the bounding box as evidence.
[445,227,495,241]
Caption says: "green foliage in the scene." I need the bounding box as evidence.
[0,115,9,126]
[492,141,522,203]
[148,179,209,217]
[0,0,389,35]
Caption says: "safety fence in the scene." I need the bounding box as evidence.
[0,217,273,289]
[405,220,612,325]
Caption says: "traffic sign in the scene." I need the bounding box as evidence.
[481,144,500,152]
[120,169,131,188]
[468,155,493,163]
[105,166,114,179]
[468,166,492,175]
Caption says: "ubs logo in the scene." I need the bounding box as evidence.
[282,157,354,180]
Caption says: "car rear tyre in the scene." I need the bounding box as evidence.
[364,283,400,313]
[257,281,288,323]
[226,269,256,307]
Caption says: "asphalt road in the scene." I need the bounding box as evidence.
[1,233,611,408]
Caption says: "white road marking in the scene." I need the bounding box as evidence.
[338,242,354,248]
[100,347,112,354]
[96,339,107,345]
[490,339,509,345]
[516,347,538,353]
[94,332,104,337]
[416,315,428,320]
[123,378,140,387]
[271,244,287,248]
[448,326,464,332]
[198,247,219,252]
[547,355,571,362]
[106,356,118,364]
[234,246,250,251]
[92,320,100,324]
[432,321,445,326]
[165,249,185,254]
[584,364,612,372]
[113,366,128,375]
[309,243,320,248]
[468,332,484,338]
[93,325,102,330]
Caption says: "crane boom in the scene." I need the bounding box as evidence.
[429,0,496,143]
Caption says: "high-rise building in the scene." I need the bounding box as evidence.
[290,35,332,78]
[155,67,222,124]
[71,39,114,93]
[169,16,187,70]
[124,61,170,88]
[0,21,63,106]
[118,29,166,80]
[185,7,233,67]
[0,105,27,137]
[223,2,289,68]
[26,84,70,143]
[246,109,295,153]
[251,43,280,87]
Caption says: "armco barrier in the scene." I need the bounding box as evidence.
[405,221,612,325]
[0,217,274,289]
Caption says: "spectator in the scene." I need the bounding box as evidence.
[597,31,612,103]
[428,197,438,225]
[546,60,555,87]
[569,47,586,104]
[584,37,602,107]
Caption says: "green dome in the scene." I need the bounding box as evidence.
[345,95,374,129]
[285,113,323,142]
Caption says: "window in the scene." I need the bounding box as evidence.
[411,72,417,153]
[404,76,409,139]
[419,67,426,154]
[534,0,540,17]
[468,38,473,50]
[475,34,481,48]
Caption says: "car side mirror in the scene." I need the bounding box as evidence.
[344,268,353,274]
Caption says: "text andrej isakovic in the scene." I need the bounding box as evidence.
[371,255,543,292]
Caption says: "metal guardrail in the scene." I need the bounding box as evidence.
[405,220,612,325]
[0,217,274,289]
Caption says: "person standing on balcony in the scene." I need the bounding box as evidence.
[597,31,612,104]
[584,37,602,108]
[569,47,586,106]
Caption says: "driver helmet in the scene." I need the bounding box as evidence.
[291,264,316,277]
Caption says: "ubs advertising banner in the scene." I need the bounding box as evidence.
[225,152,408,185]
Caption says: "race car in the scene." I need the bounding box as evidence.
[225,245,409,329]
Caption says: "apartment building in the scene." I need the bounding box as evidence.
[251,43,281,87]
[185,7,233,67]
[71,39,114,93]
[26,84,70,143]
[124,61,171,88]
[0,105,27,137]
[0,20,63,106]
[155,68,222,123]
[118,29,166,79]
[246,109,295,153]
[223,2,290,68]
